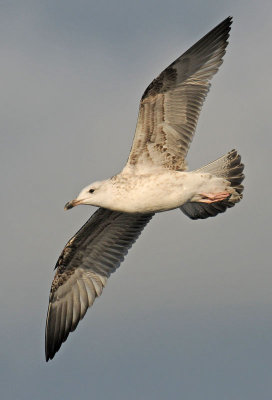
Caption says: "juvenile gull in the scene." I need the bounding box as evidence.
[45,16,244,361]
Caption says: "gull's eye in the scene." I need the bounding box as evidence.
[89,188,95,193]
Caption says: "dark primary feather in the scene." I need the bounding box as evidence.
[126,17,232,171]
[45,208,153,361]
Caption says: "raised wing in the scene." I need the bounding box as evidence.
[124,17,232,172]
[45,208,153,361]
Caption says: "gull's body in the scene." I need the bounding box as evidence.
[74,171,239,214]
[45,17,244,361]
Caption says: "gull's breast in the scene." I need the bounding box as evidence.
[109,172,195,213]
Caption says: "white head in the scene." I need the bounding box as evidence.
[64,180,111,210]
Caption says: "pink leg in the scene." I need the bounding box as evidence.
[199,191,230,203]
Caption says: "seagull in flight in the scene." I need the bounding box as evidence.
[45,16,244,361]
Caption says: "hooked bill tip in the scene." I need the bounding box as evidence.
[64,201,74,210]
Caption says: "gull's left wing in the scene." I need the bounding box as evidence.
[45,208,153,361]
[124,17,232,173]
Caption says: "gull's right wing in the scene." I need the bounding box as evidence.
[45,208,153,361]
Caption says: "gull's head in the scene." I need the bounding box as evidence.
[64,180,109,210]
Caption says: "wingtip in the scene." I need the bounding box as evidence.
[223,16,233,24]
[45,345,57,362]
[220,16,233,31]
[227,16,233,27]
[45,342,53,362]
[45,345,52,362]
[214,16,233,34]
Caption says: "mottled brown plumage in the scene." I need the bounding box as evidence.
[46,209,153,360]
[125,17,232,172]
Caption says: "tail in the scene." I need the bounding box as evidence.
[180,149,244,220]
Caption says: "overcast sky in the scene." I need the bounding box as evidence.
[1,1,272,399]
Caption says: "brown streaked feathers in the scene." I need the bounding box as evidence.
[125,17,232,172]
[46,208,153,361]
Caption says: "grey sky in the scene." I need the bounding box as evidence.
[1,0,271,399]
